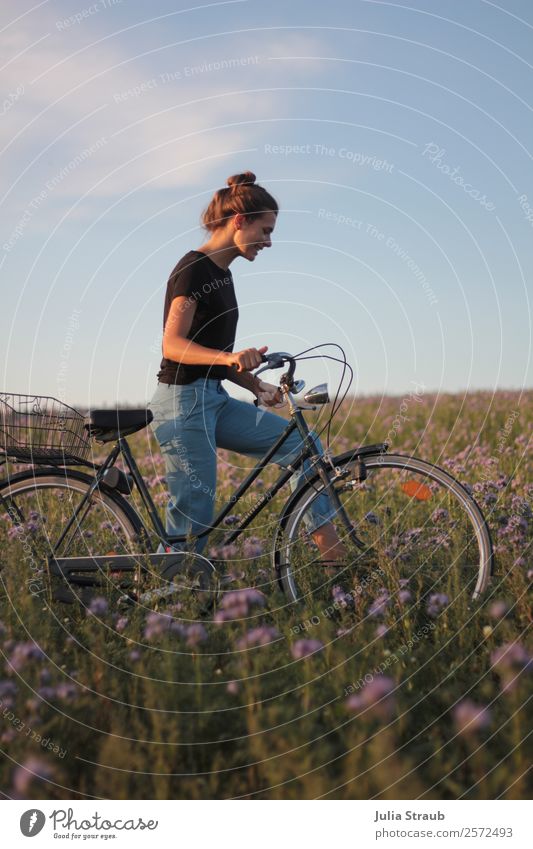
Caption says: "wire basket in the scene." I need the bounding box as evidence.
[0,393,91,463]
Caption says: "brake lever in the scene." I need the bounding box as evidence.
[253,363,272,378]
[253,351,293,377]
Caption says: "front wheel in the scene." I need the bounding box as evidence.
[276,452,494,613]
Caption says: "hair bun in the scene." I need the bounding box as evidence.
[227,171,256,189]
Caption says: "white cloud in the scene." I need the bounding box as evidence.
[1,8,328,211]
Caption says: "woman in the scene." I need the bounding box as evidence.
[149,171,346,564]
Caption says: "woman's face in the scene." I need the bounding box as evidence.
[234,210,277,261]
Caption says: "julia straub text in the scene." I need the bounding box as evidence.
[374,810,445,822]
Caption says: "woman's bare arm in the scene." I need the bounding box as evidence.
[162,296,229,366]
[162,296,266,372]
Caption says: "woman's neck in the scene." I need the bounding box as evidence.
[196,235,239,271]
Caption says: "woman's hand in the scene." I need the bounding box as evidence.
[254,379,286,408]
[226,345,268,372]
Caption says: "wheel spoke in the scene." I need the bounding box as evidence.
[0,474,139,601]
[279,454,492,608]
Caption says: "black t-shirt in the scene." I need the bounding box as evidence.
[157,250,239,385]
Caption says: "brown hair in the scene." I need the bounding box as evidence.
[201,171,278,231]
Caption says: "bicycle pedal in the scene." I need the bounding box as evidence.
[51,585,102,606]
[118,591,138,608]
[318,559,348,568]
[217,574,238,586]
[137,583,187,605]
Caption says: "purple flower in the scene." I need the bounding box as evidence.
[332,585,353,608]
[431,508,449,523]
[7,641,45,673]
[243,537,264,558]
[214,588,267,622]
[491,642,533,692]
[12,757,55,798]
[214,603,248,623]
[184,623,207,648]
[368,591,390,618]
[453,699,491,735]
[37,686,57,701]
[226,680,240,694]
[219,543,238,560]
[1,728,17,744]
[55,682,79,702]
[364,511,380,525]
[291,639,324,659]
[236,626,280,650]
[488,600,509,621]
[87,596,108,616]
[511,495,532,519]
[223,515,240,526]
[426,593,449,618]
[402,527,422,545]
[0,680,18,708]
[114,616,128,632]
[39,668,52,684]
[375,624,389,638]
[346,676,396,720]
[143,611,183,641]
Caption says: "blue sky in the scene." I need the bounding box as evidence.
[1,0,532,407]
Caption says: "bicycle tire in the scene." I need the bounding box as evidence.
[274,451,494,608]
[0,468,143,600]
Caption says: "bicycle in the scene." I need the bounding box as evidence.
[0,347,494,614]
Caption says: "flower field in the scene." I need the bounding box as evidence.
[0,390,531,800]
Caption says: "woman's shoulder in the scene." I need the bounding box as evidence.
[166,251,227,300]
[166,251,211,284]
[169,250,207,274]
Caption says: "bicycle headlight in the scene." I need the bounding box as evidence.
[303,383,329,405]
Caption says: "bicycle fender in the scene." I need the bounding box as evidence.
[0,467,144,537]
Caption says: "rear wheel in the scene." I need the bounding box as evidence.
[0,469,142,603]
[277,453,493,614]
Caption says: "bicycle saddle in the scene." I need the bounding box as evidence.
[85,408,153,442]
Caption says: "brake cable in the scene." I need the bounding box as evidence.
[290,343,354,453]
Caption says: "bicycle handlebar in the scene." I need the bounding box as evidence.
[254,351,295,378]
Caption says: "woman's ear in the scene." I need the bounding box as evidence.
[233,213,244,231]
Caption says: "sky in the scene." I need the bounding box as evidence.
[1,0,532,407]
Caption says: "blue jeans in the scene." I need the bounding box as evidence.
[148,378,336,553]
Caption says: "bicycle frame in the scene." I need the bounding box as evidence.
[45,395,343,557]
